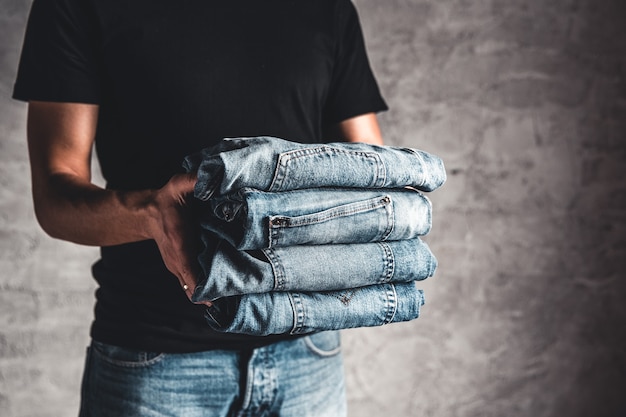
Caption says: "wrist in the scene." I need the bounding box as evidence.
[143,189,163,241]
[113,188,161,241]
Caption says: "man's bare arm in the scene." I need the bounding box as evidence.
[334,112,384,145]
[27,101,201,298]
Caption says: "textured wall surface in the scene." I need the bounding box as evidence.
[1,0,625,416]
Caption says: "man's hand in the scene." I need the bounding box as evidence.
[148,172,205,301]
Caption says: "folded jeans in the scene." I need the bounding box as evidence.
[183,136,447,199]
[192,237,437,302]
[204,281,425,336]
[182,136,444,335]
[201,187,432,250]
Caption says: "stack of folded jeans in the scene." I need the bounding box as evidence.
[183,137,446,336]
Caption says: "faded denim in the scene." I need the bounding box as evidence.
[183,136,447,199]
[192,237,437,302]
[201,187,432,250]
[204,282,425,336]
[182,136,444,335]
[79,332,346,416]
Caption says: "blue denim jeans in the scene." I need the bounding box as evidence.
[201,187,432,250]
[183,137,443,336]
[183,136,447,199]
[204,282,424,336]
[79,332,345,417]
[193,238,436,301]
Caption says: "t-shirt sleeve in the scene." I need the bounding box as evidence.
[12,0,102,103]
[324,0,388,124]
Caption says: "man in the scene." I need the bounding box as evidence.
[14,0,387,415]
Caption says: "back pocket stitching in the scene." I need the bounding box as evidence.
[269,195,391,229]
[268,147,382,192]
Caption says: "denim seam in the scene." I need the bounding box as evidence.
[240,350,257,411]
[377,242,395,284]
[289,292,306,334]
[91,343,167,368]
[406,148,427,188]
[268,218,280,247]
[262,248,286,291]
[383,284,398,325]
[268,146,384,191]
[268,194,390,229]
[373,152,386,188]
[379,195,394,241]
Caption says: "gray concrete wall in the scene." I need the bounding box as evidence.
[1,0,625,416]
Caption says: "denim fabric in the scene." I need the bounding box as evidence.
[79,332,345,417]
[182,136,444,335]
[204,282,424,336]
[201,187,432,250]
[183,136,447,199]
[192,237,437,301]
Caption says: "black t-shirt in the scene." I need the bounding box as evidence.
[14,0,388,352]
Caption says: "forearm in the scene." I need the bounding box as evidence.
[26,101,201,296]
[33,172,158,246]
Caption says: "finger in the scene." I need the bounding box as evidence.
[179,278,212,307]
[171,171,198,196]
[175,255,213,306]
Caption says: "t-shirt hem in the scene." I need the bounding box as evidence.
[12,83,101,105]
[328,102,389,125]
[90,322,303,353]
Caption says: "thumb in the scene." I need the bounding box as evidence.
[170,171,198,196]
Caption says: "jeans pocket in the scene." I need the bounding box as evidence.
[303,331,342,357]
[269,195,393,247]
[268,146,383,192]
[90,340,166,368]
